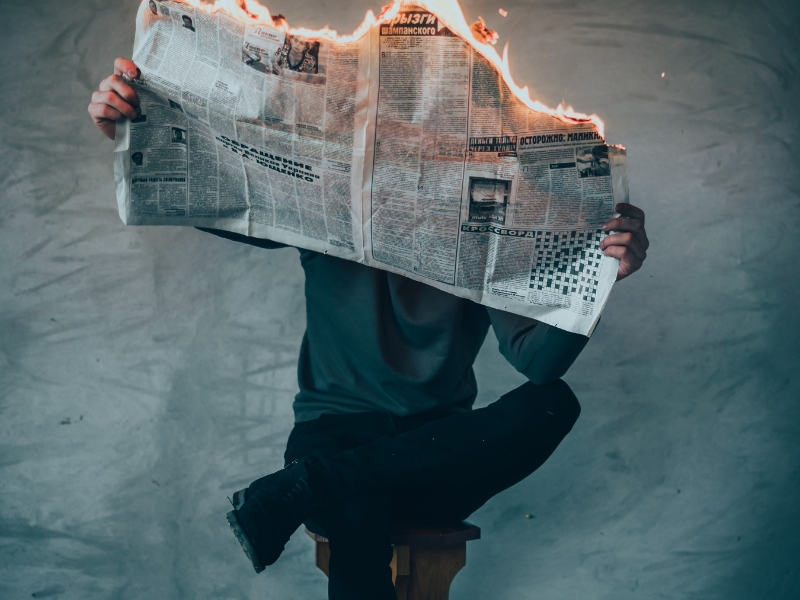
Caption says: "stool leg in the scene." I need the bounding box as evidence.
[407,543,467,600]
[315,540,331,577]
[315,539,468,600]
[393,545,411,600]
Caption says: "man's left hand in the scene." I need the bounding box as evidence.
[600,203,649,281]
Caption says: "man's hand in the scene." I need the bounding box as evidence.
[88,58,141,140]
[600,203,649,281]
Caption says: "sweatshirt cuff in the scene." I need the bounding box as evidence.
[518,323,590,384]
[195,227,288,250]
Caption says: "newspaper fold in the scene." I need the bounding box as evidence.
[115,0,629,336]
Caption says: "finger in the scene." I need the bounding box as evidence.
[98,120,116,140]
[88,101,125,123]
[602,245,644,281]
[602,216,649,251]
[99,74,139,106]
[113,57,140,80]
[91,90,138,120]
[600,231,647,261]
[87,103,117,139]
[615,203,645,225]
[88,102,123,140]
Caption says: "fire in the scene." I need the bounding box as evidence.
[175,0,605,136]
[176,0,400,42]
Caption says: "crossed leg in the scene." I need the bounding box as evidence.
[284,379,581,599]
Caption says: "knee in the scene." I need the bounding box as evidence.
[543,378,581,429]
[505,378,581,431]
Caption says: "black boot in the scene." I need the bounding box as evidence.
[227,459,319,572]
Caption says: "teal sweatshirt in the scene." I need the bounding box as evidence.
[198,228,589,422]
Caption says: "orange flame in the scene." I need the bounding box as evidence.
[175,0,604,136]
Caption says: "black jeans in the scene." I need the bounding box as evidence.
[284,379,581,600]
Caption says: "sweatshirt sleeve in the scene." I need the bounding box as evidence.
[195,227,290,250]
[486,307,590,385]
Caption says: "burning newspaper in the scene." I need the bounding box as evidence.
[115,0,629,335]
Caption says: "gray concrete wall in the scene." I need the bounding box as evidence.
[1,0,798,598]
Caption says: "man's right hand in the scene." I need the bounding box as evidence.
[88,58,141,140]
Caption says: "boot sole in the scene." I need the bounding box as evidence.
[227,510,266,574]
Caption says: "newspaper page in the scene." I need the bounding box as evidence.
[115,0,628,336]
[115,0,368,260]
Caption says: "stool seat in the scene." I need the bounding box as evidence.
[305,521,481,546]
[305,521,481,600]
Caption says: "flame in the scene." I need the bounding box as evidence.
[177,0,400,42]
[470,16,499,45]
[175,0,604,136]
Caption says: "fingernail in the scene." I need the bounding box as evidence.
[601,223,609,230]
[128,69,137,78]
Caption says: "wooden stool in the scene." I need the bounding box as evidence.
[306,521,480,600]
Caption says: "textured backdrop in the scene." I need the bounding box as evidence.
[1,0,798,598]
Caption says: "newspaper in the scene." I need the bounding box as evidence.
[115,0,629,336]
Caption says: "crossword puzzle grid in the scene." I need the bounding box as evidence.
[529,229,605,302]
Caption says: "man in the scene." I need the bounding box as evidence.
[577,144,611,178]
[89,58,649,599]
[171,127,186,144]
